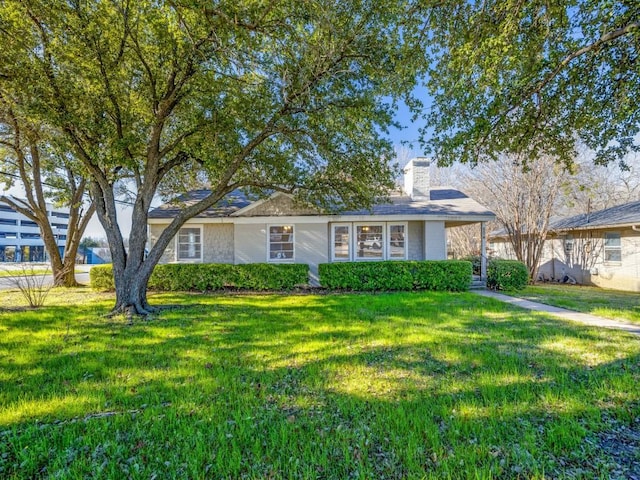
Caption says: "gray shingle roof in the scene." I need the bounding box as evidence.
[148,189,253,218]
[342,188,493,216]
[551,200,640,231]
[148,187,494,219]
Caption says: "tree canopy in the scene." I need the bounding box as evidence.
[424,1,640,167]
[0,0,428,314]
[0,95,94,285]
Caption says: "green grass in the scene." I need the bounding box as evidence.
[0,269,51,278]
[1,288,639,479]
[0,266,91,278]
[519,284,640,325]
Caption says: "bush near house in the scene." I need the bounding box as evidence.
[90,263,309,292]
[487,259,529,291]
[319,260,472,291]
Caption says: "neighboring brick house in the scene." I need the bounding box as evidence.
[148,158,495,284]
[490,200,640,292]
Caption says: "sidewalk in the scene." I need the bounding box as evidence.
[475,289,640,336]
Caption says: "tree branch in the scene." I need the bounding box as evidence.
[531,21,639,97]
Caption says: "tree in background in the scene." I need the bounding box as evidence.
[424,1,639,168]
[0,0,428,314]
[561,152,640,216]
[457,155,568,281]
[0,97,95,286]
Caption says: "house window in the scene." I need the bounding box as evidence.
[177,227,202,261]
[269,225,294,261]
[388,223,407,259]
[332,224,350,261]
[604,232,621,263]
[563,235,574,254]
[355,224,384,260]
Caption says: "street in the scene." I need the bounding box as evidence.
[0,271,91,290]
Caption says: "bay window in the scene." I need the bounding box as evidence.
[388,224,406,259]
[355,224,384,260]
[331,222,407,261]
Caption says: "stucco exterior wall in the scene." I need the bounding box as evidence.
[407,221,424,260]
[296,223,329,285]
[234,224,267,264]
[424,221,446,260]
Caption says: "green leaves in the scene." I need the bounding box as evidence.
[423,0,640,167]
[319,260,473,291]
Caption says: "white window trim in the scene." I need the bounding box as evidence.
[331,223,352,262]
[175,225,203,263]
[603,231,622,264]
[354,222,386,261]
[387,222,408,260]
[267,224,295,263]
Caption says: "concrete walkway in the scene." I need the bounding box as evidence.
[474,290,640,336]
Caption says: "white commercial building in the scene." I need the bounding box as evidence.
[0,200,69,262]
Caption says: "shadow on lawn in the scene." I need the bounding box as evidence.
[2,291,639,478]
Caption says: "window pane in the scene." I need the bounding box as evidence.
[333,225,350,259]
[269,225,294,261]
[603,232,621,262]
[356,225,383,259]
[604,249,621,262]
[389,224,405,258]
[178,227,201,260]
[604,233,621,246]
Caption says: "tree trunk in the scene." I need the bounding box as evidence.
[112,259,155,316]
[53,257,79,287]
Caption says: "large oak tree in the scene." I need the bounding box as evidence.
[0,0,427,314]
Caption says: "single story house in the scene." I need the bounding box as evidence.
[148,158,495,284]
[490,200,640,292]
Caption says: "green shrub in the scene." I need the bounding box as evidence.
[410,260,472,292]
[487,259,529,291]
[91,263,309,292]
[461,255,482,276]
[89,264,115,291]
[319,260,472,292]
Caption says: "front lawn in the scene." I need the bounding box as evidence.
[1,289,639,479]
[519,283,640,325]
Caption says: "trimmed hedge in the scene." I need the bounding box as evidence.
[90,265,115,291]
[319,260,472,292]
[487,259,529,291]
[90,263,309,292]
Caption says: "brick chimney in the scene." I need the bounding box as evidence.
[403,157,431,200]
